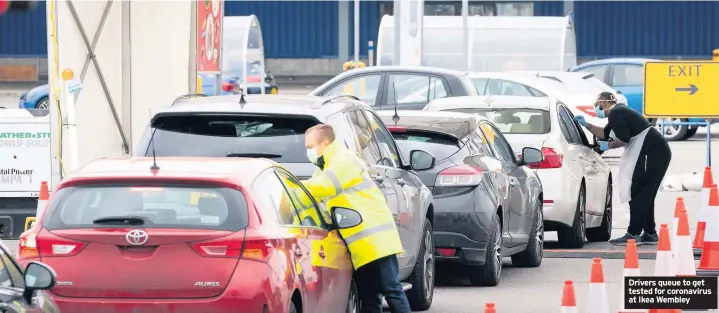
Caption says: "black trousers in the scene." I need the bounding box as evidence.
[627,128,672,236]
[353,254,411,313]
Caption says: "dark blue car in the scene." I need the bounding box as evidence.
[570,58,708,141]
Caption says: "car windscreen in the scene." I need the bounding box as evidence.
[391,130,462,161]
[145,115,319,163]
[43,182,249,231]
[445,108,551,134]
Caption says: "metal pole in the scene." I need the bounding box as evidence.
[462,0,468,71]
[393,0,400,65]
[354,0,360,67]
[707,121,712,167]
[368,41,374,67]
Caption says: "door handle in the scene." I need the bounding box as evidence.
[372,174,385,183]
[294,247,304,258]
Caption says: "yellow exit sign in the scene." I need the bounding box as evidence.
[643,61,719,118]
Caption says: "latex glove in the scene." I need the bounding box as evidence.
[598,141,609,151]
[574,115,587,127]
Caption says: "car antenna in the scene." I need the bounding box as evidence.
[150,132,160,175]
[391,82,400,125]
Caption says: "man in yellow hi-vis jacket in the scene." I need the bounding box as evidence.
[294,123,410,313]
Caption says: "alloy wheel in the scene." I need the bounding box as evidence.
[423,231,434,299]
[535,208,544,259]
[656,118,682,137]
[494,223,502,278]
[38,99,49,110]
[579,188,586,237]
[605,183,613,233]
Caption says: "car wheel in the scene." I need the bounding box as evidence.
[289,300,298,313]
[36,97,49,110]
[587,179,613,242]
[511,200,544,267]
[654,118,687,141]
[467,213,501,286]
[558,184,586,248]
[684,127,699,139]
[346,279,359,313]
[406,218,434,311]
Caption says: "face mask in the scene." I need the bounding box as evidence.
[594,106,606,119]
[306,148,319,164]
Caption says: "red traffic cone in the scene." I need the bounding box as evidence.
[655,224,674,276]
[674,209,696,276]
[588,258,609,313]
[693,170,714,256]
[698,185,719,275]
[484,303,496,313]
[561,280,577,313]
[619,239,646,313]
[35,181,49,219]
[671,197,684,257]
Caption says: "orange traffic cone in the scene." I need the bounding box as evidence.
[674,209,696,276]
[484,303,496,313]
[588,258,609,313]
[35,181,49,219]
[698,185,719,276]
[655,224,674,276]
[561,280,577,313]
[619,239,646,313]
[671,197,685,257]
[693,169,714,256]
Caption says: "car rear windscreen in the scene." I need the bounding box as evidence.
[391,131,462,161]
[43,183,249,231]
[145,115,319,163]
[446,108,551,134]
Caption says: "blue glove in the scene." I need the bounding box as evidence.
[598,141,609,151]
[574,115,587,127]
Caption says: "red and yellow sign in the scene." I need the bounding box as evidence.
[197,0,223,73]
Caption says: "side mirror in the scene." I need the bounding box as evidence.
[24,262,56,290]
[331,207,363,229]
[521,147,544,165]
[409,150,436,171]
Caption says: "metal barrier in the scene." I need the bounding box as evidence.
[658,121,712,166]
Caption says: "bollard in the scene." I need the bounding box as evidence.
[368,41,375,67]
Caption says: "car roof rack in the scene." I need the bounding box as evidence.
[170,93,209,106]
[319,94,361,106]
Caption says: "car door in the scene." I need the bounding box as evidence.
[275,168,354,313]
[319,73,385,108]
[384,73,449,110]
[479,122,530,246]
[609,64,644,113]
[362,109,424,266]
[0,243,32,312]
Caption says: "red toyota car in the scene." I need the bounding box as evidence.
[17,157,360,313]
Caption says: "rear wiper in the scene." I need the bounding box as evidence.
[92,216,147,225]
[226,153,282,158]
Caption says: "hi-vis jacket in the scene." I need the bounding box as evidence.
[289,140,404,269]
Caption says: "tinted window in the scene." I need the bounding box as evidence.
[347,110,383,165]
[446,108,551,134]
[613,64,644,86]
[323,74,382,106]
[471,129,494,156]
[391,131,462,161]
[146,115,318,163]
[43,183,248,231]
[387,74,443,106]
[480,123,516,162]
[486,79,534,96]
[0,256,11,288]
[252,171,303,226]
[557,107,582,144]
[560,106,590,145]
[576,65,608,83]
[275,169,332,226]
[0,252,23,288]
[363,110,401,167]
[528,86,547,97]
[472,78,489,95]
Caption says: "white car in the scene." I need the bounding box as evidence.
[508,71,629,108]
[424,95,613,248]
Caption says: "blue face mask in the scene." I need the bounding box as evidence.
[595,106,606,119]
[306,148,319,164]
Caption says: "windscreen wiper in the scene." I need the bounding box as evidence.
[226,153,282,158]
[92,216,147,225]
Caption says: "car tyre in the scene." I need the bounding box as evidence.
[587,179,613,242]
[406,218,434,311]
[346,279,359,313]
[684,127,699,139]
[558,184,586,248]
[511,200,543,267]
[37,97,49,110]
[653,118,687,141]
[467,213,501,286]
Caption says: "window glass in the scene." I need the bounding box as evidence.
[391,130,462,162]
[470,3,496,16]
[275,170,331,227]
[613,64,644,86]
[424,3,456,15]
[557,107,582,144]
[252,171,302,226]
[429,77,448,101]
[347,110,383,165]
[473,129,494,156]
[480,123,515,162]
[44,183,248,231]
[387,74,433,107]
[147,115,318,163]
[323,74,382,106]
[496,2,534,16]
[0,253,23,288]
[560,106,590,145]
[447,108,551,134]
[326,112,359,153]
[363,110,400,167]
[485,79,534,96]
[576,65,608,83]
[0,255,11,288]
[528,86,547,97]
[472,78,490,95]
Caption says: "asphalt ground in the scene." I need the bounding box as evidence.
[2,82,718,312]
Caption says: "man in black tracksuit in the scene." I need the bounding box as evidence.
[575,92,672,246]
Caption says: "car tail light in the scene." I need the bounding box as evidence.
[18,229,87,259]
[528,147,563,169]
[577,105,596,117]
[435,165,483,187]
[386,126,407,133]
[436,248,456,257]
[544,199,554,204]
[189,234,276,262]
